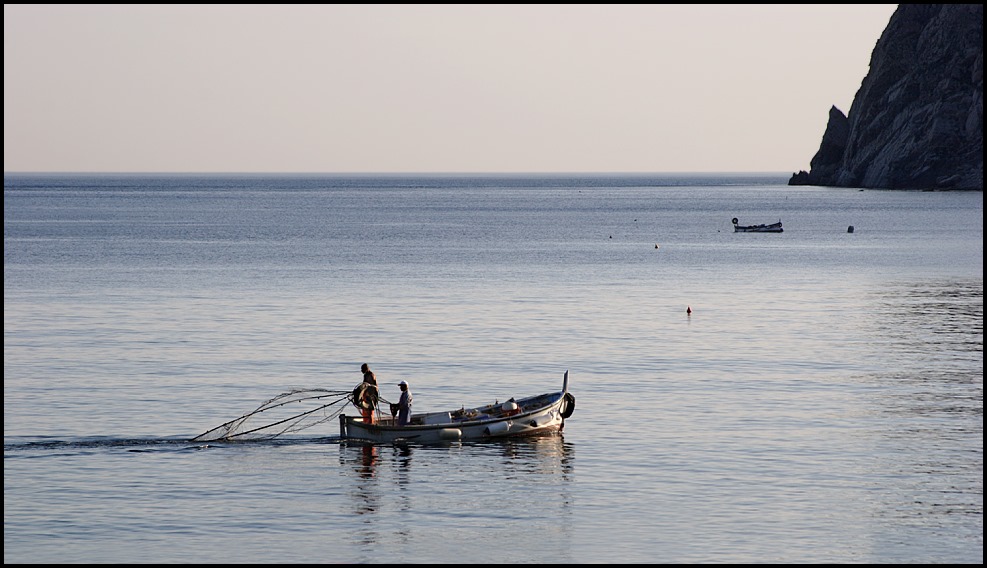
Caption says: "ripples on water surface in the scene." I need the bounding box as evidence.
[4,174,982,563]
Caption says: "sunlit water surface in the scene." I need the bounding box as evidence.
[4,174,982,563]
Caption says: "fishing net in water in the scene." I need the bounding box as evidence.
[191,388,355,442]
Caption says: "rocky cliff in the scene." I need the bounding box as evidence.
[790,4,983,190]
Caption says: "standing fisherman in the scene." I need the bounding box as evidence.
[357,363,379,424]
[395,380,413,426]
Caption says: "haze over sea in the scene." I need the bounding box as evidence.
[4,173,982,564]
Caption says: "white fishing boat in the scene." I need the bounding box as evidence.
[340,371,575,444]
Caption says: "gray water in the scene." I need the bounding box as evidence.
[4,173,982,563]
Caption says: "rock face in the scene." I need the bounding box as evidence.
[790,4,983,190]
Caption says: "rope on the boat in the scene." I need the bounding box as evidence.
[190,388,355,442]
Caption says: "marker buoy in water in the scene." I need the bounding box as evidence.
[686,306,692,315]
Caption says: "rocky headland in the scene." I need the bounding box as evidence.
[790,4,982,190]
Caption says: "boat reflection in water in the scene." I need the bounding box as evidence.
[492,433,575,478]
[339,433,574,480]
[338,433,575,528]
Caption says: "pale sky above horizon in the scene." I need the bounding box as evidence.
[4,4,899,174]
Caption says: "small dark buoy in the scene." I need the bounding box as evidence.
[847,225,854,233]
[686,306,692,315]
[655,243,659,249]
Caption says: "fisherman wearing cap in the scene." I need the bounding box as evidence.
[396,380,413,426]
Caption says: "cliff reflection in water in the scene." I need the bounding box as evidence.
[860,278,982,532]
[869,278,983,387]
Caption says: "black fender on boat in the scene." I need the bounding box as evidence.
[560,392,576,419]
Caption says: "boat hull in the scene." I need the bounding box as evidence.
[734,225,783,232]
[732,218,783,232]
[340,390,572,445]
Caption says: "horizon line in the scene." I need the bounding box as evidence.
[4,170,792,176]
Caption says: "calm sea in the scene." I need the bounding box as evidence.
[4,173,982,564]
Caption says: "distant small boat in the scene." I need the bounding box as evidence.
[732,217,783,233]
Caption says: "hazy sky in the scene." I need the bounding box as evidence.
[4,4,899,173]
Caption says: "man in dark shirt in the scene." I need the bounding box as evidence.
[358,363,378,424]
